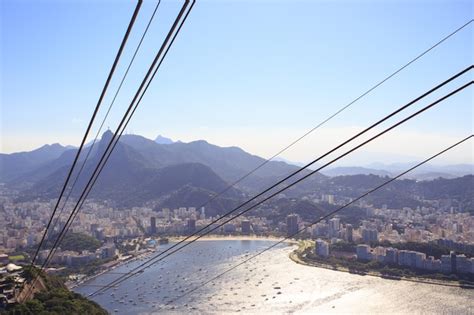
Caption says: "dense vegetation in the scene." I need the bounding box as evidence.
[3,289,107,315]
[60,257,115,277]
[2,267,107,315]
[7,132,471,213]
[26,233,100,256]
[43,233,101,253]
[321,174,473,211]
[158,185,242,217]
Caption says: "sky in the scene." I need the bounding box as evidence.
[1,0,473,166]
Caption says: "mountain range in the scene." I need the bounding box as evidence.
[1,132,472,216]
[1,131,324,213]
[322,164,473,180]
[154,135,174,145]
[0,143,71,182]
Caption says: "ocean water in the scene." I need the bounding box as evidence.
[74,240,474,314]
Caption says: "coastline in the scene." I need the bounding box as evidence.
[289,243,474,289]
[169,234,294,243]
[70,235,293,290]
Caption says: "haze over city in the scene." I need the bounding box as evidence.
[0,0,473,314]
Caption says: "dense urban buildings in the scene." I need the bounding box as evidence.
[0,183,473,278]
[286,214,299,237]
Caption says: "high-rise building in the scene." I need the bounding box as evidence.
[322,194,335,204]
[385,247,398,264]
[345,224,353,242]
[361,228,378,243]
[455,254,471,274]
[398,250,417,268]
[415,252,426,269]
[101,243,117,259]
[440,255,452,273]
[315,239,329,257]
[450,251,457,274]
[150,217,157,235]
[286,214,299,237]
[356,244,371,261]
[187,218,196,234]
[424,256,441,271]
[328,218,340,238]
[373,246,386,262]
[241,220,251,235]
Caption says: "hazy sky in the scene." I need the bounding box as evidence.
[1,0,473,166]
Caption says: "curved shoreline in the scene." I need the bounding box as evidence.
[170,234,293,243]
[70,235,292,290]
[288,245,474,289]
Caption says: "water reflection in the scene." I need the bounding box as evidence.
[74,240,473,314]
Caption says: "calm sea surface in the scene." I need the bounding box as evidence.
[74,240,474,314]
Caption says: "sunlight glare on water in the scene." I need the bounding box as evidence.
[74,240,474,314]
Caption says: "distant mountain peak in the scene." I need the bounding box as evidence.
[101,130,114,141]
[190,139,209,145]
[0,142,71,182]
[35,143,63,151]
[155,135,174,144]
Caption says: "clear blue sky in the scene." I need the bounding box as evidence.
[1,0,473,165]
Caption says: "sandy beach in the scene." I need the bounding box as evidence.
[169,234,295,243]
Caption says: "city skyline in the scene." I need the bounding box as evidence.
[1,1,473,313]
